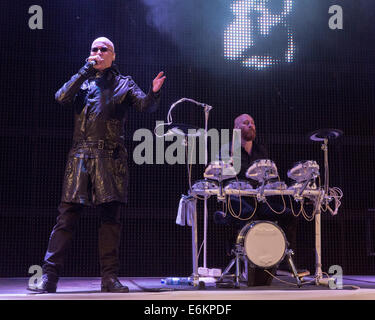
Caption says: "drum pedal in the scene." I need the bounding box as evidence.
[295,270,310,279]
[317,277,337,286]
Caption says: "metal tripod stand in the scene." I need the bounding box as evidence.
[217,244,247,288]
[217,245,304,288]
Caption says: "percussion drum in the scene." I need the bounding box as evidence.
[263,181,287,190]
[190,179,219,197]
[224,179,254,191]
[287,160,320,183]
[204,160,237,181]
[288,181,317,191]
[246,159,279,183]
[237,221,287,268]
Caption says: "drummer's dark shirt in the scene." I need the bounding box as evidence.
[237,142,269,181]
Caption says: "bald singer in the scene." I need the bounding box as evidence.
[28,37,166,293]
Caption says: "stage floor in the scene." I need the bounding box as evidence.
[1,275,375,300]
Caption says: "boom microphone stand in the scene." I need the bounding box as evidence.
[161,98,213,285]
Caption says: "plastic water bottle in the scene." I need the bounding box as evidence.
[161,277,191,285]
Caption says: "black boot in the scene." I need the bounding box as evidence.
[43,203,82,274]
[97,202,128,293]
[101,277,129,293]
[27,274,58,293]
[98,202,123,284]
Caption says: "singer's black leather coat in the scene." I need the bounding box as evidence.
[55,63,160,205]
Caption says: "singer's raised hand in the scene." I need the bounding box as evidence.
[152,71,166,92]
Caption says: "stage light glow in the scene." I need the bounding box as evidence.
[224,0,295,70]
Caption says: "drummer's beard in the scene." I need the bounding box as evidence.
[242,128,256,141]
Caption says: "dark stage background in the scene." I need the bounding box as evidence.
[1,0,374,278]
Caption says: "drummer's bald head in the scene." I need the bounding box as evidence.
[234,114,254,128]
[234,113,256,141]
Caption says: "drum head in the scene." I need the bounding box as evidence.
[242,221,287,268]
[190,179,218,196]
[245,159,278,183]
[287,160,320,183]
[224,179,254,190]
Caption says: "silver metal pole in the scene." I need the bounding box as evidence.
[203,199,208,268]
[314,201,323,283]
[322,138,329,205]
[316,139,329,283]
[203,106,210,269]
[191,206,199,285]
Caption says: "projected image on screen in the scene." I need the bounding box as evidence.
[224,0,295,69]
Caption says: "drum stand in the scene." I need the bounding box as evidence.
[217,244,247,288]
[217,245,304,288]
[285,249,303,287]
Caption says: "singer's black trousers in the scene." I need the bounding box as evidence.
[42,201,122,280]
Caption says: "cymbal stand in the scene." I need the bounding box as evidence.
[314,138,329,284]
[307,128,343,285]
[314,136,337,284]
[202,105,211,271]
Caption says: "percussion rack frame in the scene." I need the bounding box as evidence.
[189,131,342,287]
[189,187,332,287]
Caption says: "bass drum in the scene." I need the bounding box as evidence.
[237,220,287,269]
